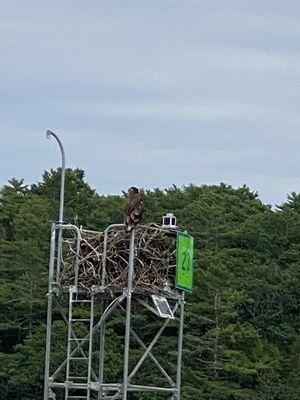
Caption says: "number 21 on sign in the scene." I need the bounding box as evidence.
[176,232,194,293]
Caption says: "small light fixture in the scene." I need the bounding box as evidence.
[162,212,177,229]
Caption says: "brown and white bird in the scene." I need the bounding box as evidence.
[124,187,143,232]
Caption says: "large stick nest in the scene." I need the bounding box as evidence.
[60,225,177,296]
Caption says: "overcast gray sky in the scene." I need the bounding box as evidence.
[1,0,300,205]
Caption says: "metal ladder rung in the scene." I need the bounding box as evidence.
[69,357,88,360]
[71,318,90,322]
[69,338,89,341]
[68,376,88,380]
[71,299,92,303]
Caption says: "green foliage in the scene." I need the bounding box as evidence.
[1,170,300,399]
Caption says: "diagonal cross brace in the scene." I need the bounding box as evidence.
[117,304,176,387]
[129,321,175,386]
[127,302,179,383]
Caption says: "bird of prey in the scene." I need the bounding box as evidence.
[124,187,143,232]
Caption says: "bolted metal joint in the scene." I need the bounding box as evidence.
[123,287,132,296]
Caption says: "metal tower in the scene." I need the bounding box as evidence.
[43,222,187,400]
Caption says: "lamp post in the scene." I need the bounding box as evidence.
[43,130,66,400]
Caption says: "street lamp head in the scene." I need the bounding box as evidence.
[46,130,53,139]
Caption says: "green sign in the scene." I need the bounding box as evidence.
[176,232,194,292]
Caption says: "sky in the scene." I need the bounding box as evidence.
[1,0,300,205]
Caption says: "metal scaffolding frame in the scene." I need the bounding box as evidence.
[43,222,185,400]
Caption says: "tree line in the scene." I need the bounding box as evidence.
[0,168,300,399]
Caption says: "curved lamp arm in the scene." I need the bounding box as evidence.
[46,130,66,223]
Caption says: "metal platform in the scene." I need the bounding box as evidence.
[43,223,185,400]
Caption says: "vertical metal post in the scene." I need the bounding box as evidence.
[87,294,94,400]
[98,301,106,400]
[122,229,135,400]
[176,292,185,400]
[101,224,124,288]
[74,229,81,291]
[43,224,56,400]
[65,287,74,400]
[101,229,109,288]
[46,130,66,279]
